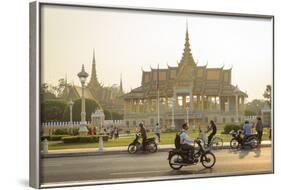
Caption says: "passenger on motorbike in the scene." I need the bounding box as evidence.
[243,120,253,142]
[139,122,147,151]
[180,123,195,161]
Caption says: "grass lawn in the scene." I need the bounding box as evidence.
[47,128,270,150]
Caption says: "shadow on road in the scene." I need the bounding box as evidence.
[227,147,262,159]
[167,168,213,175]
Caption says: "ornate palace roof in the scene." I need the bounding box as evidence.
[123,23,247,99]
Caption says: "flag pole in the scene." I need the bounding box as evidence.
[157,64,160,125]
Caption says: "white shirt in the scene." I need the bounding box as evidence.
[180,131,193,144]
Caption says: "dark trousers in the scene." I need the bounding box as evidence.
[155,133,160,142]
[257,130,263,144]
[208,132,216,146]
[181,144,195,160]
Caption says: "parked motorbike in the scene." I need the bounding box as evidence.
[127,133,158,154]
[168,139,216,170]
[229,130,258,149]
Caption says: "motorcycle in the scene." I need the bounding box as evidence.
[229,130,258,149]
[168,139,216,170]
[127,133,158,154]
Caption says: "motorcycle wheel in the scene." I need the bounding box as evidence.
[249,137,258,148]
[148,142,158,153]
[128,144,137,154]
[169,153,184,170]
[230,138,239,149]
[201,152,216,168]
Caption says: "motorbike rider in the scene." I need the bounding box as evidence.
[180,123,195,161]
[139,122,147,151]
[206,120,217,146]
[243,120,253,142]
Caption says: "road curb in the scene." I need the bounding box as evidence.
[42,143,271,158]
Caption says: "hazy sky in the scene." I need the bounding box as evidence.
[41,5,273,101]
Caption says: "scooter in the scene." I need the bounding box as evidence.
[229,130,258,149]
[168,139,216,170]
[127,133,158,154]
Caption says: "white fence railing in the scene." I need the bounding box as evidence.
[41,120,125,128]
[244,115,258,122]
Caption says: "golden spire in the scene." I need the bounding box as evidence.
[179,20,196,66]
[88,48,101,88]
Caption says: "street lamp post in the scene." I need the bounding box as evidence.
[69,100,74,134]
[77,64,89,135]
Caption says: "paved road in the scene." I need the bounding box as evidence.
[41,147,273,185]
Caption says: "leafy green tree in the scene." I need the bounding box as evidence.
[263,85,271,108]
[40,83,56,101]
[41,99,68,122]
[62,99,100,122]
[244,99,266,116]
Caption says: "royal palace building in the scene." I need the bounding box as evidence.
[122,25,247,129]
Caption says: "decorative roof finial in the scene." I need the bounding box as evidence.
[120,73,123,93]
[92,48,96,64]
[179,18,196,66]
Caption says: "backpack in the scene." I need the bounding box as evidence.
[174,132,182,149]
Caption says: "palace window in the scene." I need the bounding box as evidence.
[160,97,166,104]
[222,117,226,123]
[167,97,173,108]
[178,96,183,106]
[186,96,190,103]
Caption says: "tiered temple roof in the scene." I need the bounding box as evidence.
[123,24,247,99]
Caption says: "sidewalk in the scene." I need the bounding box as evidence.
[42,140,272,158]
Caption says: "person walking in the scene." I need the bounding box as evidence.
[255,117,263,145]
[154,123,161,142]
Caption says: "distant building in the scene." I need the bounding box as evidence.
[122,24,247,128]
[62,50,124,114]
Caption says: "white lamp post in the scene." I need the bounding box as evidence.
[77,64,89,135]
[69,100,74,134]
[92,109,105,151]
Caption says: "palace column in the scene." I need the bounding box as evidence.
[226,96,230,113]
[165,96,169,112]
[201,95,204,111]
[241,97,245,113]
[148,98,151,112]
[171,88,176,129]
[235,95,239,122]
[182,95,186,111]
[190,93,193,112]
